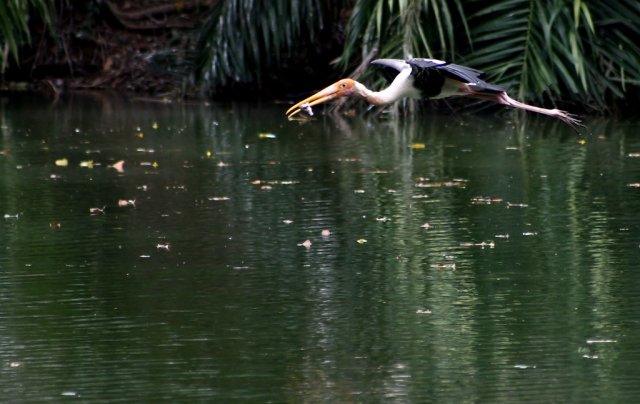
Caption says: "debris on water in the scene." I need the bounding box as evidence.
[298,240,312,249]
[420,223,430,229]
[321,229,331,237]
[627,153,640,158]
[513,364,536,369]
[89,207,105,215]
[495,234,510,239]
[506,202,528,208]
[258,132,277,139]
[376,217,391,222]
[79,160,94,169]
[3,213,19,220]
[152,121,159,130]
[156,243,171,251]
[415,180,467,188]
[522,232,537,236]
[409,143,426,149]
[356,239,367,244]
[416,308,432,314]
[49,222,61,229]
[206,150,213,158]
[471,196,503,205]
[586,339,617,344]
[460,241,495,249]
[430,262,456,270]
[118,199,136,207]
[111,160,125,173]
[282,219,293,224]
[55,158,68,167]
[626,183,640,188]
[208,196,230,201]
[140,161,159,168]
[8,361,22,368]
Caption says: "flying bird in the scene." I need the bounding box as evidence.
[286,58,582,128]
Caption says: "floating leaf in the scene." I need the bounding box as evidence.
[356,239,367,244]
[79,160,94,169]
[409,143,426,149]
[118,199,136,207]
[298,240,312,248]
[258,132,277,139]
[89,207,105,215]
[55,158,68,167]
[111,160,125,173]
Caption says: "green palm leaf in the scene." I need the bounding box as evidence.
[0,0,51,71]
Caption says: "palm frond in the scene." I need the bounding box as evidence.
[463,0,640,110]
[0,0,51,72]
[197,0,329,89]
[339,0,469,67]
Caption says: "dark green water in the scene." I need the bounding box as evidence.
[1,95,640,402]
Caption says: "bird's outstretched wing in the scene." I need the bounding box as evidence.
[409,58,504,94]
[370,58,411,83]
[371,58,504,97]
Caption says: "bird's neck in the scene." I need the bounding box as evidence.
[354,67,420,106]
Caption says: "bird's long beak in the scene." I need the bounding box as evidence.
[286,82,349,119]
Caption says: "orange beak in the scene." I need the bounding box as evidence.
[286,79,355,119]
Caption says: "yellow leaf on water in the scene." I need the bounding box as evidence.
[152,122,159,130]
[55,158,68,167]
[356,238,367,244]
[410,143,426,149]
[80,160,94,169]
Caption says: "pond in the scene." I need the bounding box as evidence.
[1,94,640,402]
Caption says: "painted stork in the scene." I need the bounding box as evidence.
[286,58,582,128]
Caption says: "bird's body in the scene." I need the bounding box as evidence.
[286,58,582,128]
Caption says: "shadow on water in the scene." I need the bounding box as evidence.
[0,93,640,401]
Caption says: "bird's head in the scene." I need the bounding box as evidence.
[286,79,356,119]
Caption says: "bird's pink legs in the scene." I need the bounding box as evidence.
[468,91,583,129]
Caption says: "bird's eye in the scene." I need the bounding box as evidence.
[339,83,347,89]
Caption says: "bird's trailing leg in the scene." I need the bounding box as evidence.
[490,92,583,129]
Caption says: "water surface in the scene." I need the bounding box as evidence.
[1,95,640,402]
